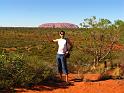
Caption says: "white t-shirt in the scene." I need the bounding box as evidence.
[57,38,67,54]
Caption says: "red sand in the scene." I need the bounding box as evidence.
[13,44,124,93]
[16,74,124,93]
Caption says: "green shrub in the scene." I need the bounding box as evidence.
[0,52,55,89]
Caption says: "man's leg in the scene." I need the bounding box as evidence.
[65,74,69,82]
[56,54,63,79]
[59,73,62,80]
[61,55,69,82]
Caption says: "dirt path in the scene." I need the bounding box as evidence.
[15,74,124,93]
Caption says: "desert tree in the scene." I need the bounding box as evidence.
[80,16,120,73]
[114,19,124,27]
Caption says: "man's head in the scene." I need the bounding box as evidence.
[59,30,65,35]
[59,31,65,38]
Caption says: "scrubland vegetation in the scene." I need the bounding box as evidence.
[0,16,124,90]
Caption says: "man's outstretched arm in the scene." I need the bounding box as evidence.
[46,34,58,42]
[53,39,58,42]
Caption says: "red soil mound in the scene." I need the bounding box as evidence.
[112,44,124,50]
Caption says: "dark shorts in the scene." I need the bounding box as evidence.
[56,54,68,74]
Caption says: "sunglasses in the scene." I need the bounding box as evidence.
[60,33,64,35]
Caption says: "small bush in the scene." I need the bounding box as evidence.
[111,66,123,79]
[0,52,55,89]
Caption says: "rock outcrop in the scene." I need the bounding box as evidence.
[39,23,78,28]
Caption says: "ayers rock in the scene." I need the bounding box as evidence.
[39,23,79,28]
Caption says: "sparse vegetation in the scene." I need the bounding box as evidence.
[0,17,124,90]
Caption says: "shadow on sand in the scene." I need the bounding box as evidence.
[15,77,75,93]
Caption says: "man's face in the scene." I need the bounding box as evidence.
[60,32,65,37]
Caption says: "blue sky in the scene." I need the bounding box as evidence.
[0,0,123,27]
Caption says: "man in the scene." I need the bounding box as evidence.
[52,31,72,82]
